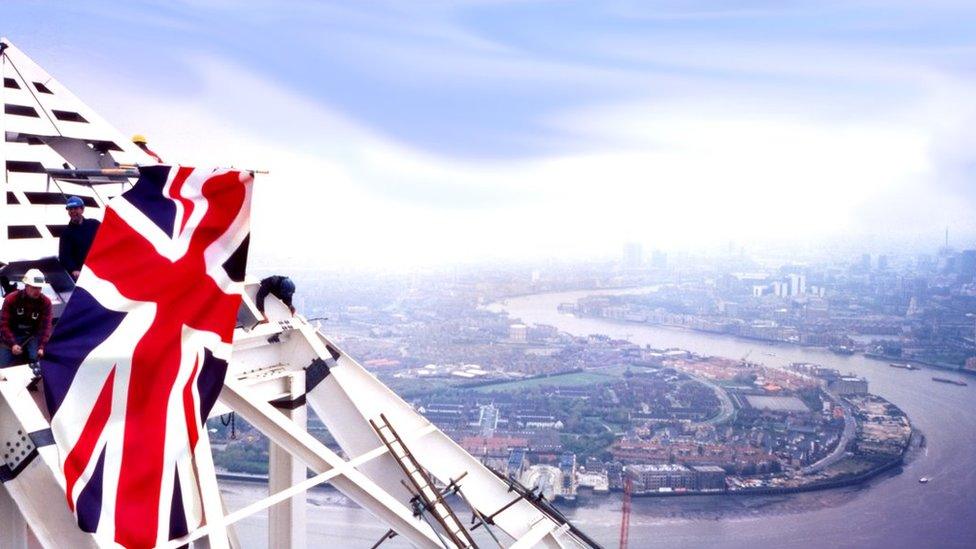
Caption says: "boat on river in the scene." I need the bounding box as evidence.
[932,377,968,386]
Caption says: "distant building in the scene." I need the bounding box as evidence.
[509,323,528,342]
[744,395,811,413]
[623,242,643,269]
[514,414,562,429]
[689,465,727,491]
[559,453,578,499]
[789,274,806,296]
[960,250,976,282]
[507,448,528,479]
[626,464,695,492]
[478,404,499,436]
[521,465,562,501]
[421,402,466,429]
[461,436,528,458]
[828,376,869,395]
[577,470,610,493]
[651,250,668,269]
[530,324,559,341]
[773,280,789,297]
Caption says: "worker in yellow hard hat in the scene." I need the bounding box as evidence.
[132,134,163,163]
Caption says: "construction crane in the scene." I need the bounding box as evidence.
[619,475,633,549]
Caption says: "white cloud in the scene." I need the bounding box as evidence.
[83,48,974,270]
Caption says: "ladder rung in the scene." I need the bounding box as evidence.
[374,415,477,547]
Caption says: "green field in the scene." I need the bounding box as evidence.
[472,371,617,393]
[385,377,458,397]
[385,364,659,396]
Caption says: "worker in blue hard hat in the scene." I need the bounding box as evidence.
[58,195,101,280]
[255,275,297,324]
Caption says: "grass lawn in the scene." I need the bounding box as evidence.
[472,371,616,393]
[385,377,458,397]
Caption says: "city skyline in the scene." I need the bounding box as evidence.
[4,9,976,546]
[6,1,976,270]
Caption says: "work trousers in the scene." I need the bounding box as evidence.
[0,335,39,368]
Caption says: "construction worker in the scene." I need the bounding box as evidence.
[132,134,163,163]
[59,196,101,280]
[0,269,53,367]
[255,275,296,323]
[0,275,16,296]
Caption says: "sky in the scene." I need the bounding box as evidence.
[5,1,976,270]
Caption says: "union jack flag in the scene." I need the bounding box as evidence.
[40,165,253,548]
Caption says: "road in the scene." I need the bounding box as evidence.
[801,392,857,474]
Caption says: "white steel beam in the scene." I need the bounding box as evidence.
[0,485,29,549]
[219,378,446,549]
[268,373,307,549]
[291,322,586,549]
[0,367,99,548]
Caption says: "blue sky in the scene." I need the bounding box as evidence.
[6,1,976,268]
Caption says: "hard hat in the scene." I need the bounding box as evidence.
[281,278,296,296]
[65,196,84,209]
[22,268,48,288]
[132,134,148,144]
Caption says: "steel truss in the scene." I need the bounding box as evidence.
[1,284,595,548]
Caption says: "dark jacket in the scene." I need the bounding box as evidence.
[1,290,53,350]
[256,276,294,313]
[59,217,101,274]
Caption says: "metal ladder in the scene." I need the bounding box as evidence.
[369,414,478,549]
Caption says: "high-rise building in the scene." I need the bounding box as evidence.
[774,280,789,297]
[959,250,976,282]
[860,253,872,272]
[623,242,643,269]
[651,250,668,269]
[789,274,806,296]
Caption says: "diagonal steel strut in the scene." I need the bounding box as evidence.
[219,379,447,548]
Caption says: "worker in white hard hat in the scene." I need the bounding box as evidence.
[132,133,163,163]
[0,269,53,367]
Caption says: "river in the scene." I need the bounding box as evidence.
[220,287,976,548]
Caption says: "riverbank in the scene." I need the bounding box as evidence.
[485,287,976,548]
[571,310,972,375]
[628,432,917,499]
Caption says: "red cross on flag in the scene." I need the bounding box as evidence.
[40,165,253,548]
